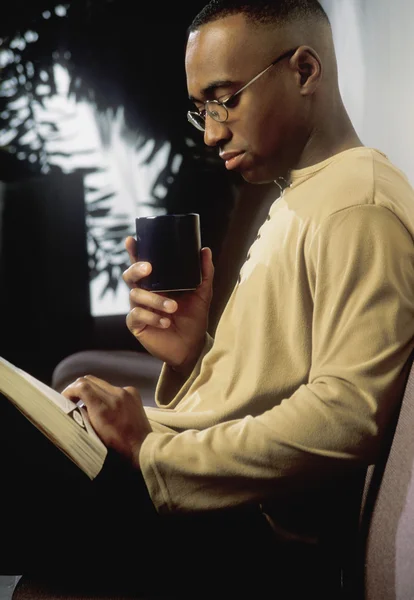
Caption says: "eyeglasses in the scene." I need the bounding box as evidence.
[187,48,298,132]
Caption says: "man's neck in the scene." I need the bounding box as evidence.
[296,107,363,171]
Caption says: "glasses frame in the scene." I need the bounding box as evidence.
[187,48,298,132]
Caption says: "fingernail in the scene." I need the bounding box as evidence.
[160,318,170,328]
[163,300,176,312]
[139,263,148,274]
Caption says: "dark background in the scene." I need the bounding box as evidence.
[0,1,255,383]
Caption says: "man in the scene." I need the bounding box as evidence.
[3,0,414,597]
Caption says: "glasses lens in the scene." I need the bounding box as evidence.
[187,111,205,132]
[206,101,228,123]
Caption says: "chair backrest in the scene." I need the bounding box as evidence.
[358,355,414,599]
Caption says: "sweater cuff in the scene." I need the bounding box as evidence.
[139,431,174,514]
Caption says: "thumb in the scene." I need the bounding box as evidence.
[125,236,138,264]
[198,247,214,299]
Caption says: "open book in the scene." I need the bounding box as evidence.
[0,356,107,479]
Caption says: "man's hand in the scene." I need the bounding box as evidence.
[62,375,151,470]
[122,237,214,374]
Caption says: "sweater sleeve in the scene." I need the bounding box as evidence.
[140,205,414,514]
[152,333,214,408]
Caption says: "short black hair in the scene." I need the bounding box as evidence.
[189,0,330,32]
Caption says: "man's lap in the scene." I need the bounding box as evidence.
[0,395,334,596]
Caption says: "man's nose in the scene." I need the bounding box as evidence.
[203,115,231,147]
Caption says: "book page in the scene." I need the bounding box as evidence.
[67,405,106,450]
[24,370,105,450]
[0,356,107,478]
[0,356,106,451]
[21,371,77,413]
[1,357,77,414]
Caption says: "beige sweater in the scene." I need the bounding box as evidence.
[141,147,414,540]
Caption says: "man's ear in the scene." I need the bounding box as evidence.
[291,46,322,95]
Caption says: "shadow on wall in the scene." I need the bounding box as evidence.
[0,171,92,383]
[0,1,240,319]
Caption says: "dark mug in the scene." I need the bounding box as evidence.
[135,213,202,292]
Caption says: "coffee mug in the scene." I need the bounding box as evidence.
[135,213,202,292]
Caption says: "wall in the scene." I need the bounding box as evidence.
[321,0,414,185]
[0,171,92,383]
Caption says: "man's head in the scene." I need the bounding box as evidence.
[185,0,341,183]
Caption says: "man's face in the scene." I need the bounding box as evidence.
[185,14,308,184]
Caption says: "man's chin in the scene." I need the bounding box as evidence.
[240,169,276,185]
[233,155,282,184]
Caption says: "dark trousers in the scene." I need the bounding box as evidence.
[0,395,340,598]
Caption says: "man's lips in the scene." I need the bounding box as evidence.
[219,151,246,171]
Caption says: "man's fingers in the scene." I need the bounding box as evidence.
[124,236,153,289]
[82,374,118,392]
[200,247,214,283]
[125,236,138,264]
[123,386,143,402]
[62,376,115,408]
[126,306,172,334]
[129,288,177,314]
[196,247,214,301]
[122,261,152,289]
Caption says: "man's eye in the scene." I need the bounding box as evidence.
[208,107,221,119]
[224,95,240,109]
